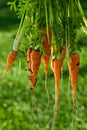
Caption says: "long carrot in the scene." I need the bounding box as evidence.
[51,58,63,129]
[29,50,41,90]
[68,53,80,104]
[51,58,63,112]
[5,50,17,75]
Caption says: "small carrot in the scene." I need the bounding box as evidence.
[68,53,80,104]
[5,50,17,75]
[29,50,41,90]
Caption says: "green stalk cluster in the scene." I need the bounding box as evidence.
[8,0,86,55]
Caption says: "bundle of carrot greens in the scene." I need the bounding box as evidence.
[3,0,87,115]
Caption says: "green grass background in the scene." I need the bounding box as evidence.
[0,1,87,130]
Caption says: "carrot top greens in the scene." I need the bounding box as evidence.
[7,0,86,56]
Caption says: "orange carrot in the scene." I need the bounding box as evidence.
[51,53,66,128]
[5,50,17,75]
[29,50,41,90]
[51,58,63,112]
[68,53,80,104]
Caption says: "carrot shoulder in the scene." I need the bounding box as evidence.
[68,53,80,103]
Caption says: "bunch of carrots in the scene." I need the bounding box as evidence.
[2,27,80,130]
[2,2,85,123]
[4,34,80,105]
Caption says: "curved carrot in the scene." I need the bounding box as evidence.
[5,50,17,75]
[68,53,80,104]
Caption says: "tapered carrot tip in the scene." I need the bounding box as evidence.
[68,53,80,103]
[5,50,17,74]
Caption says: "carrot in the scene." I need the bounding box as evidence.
[51,48,66,108]
[68,53,80,104]
[51,58,63,112]
[27,48,32,73]
[51,58,63,129]
[5,50,17,75]
[29,50,41,90]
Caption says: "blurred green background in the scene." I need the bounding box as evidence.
[0,0,87,130]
